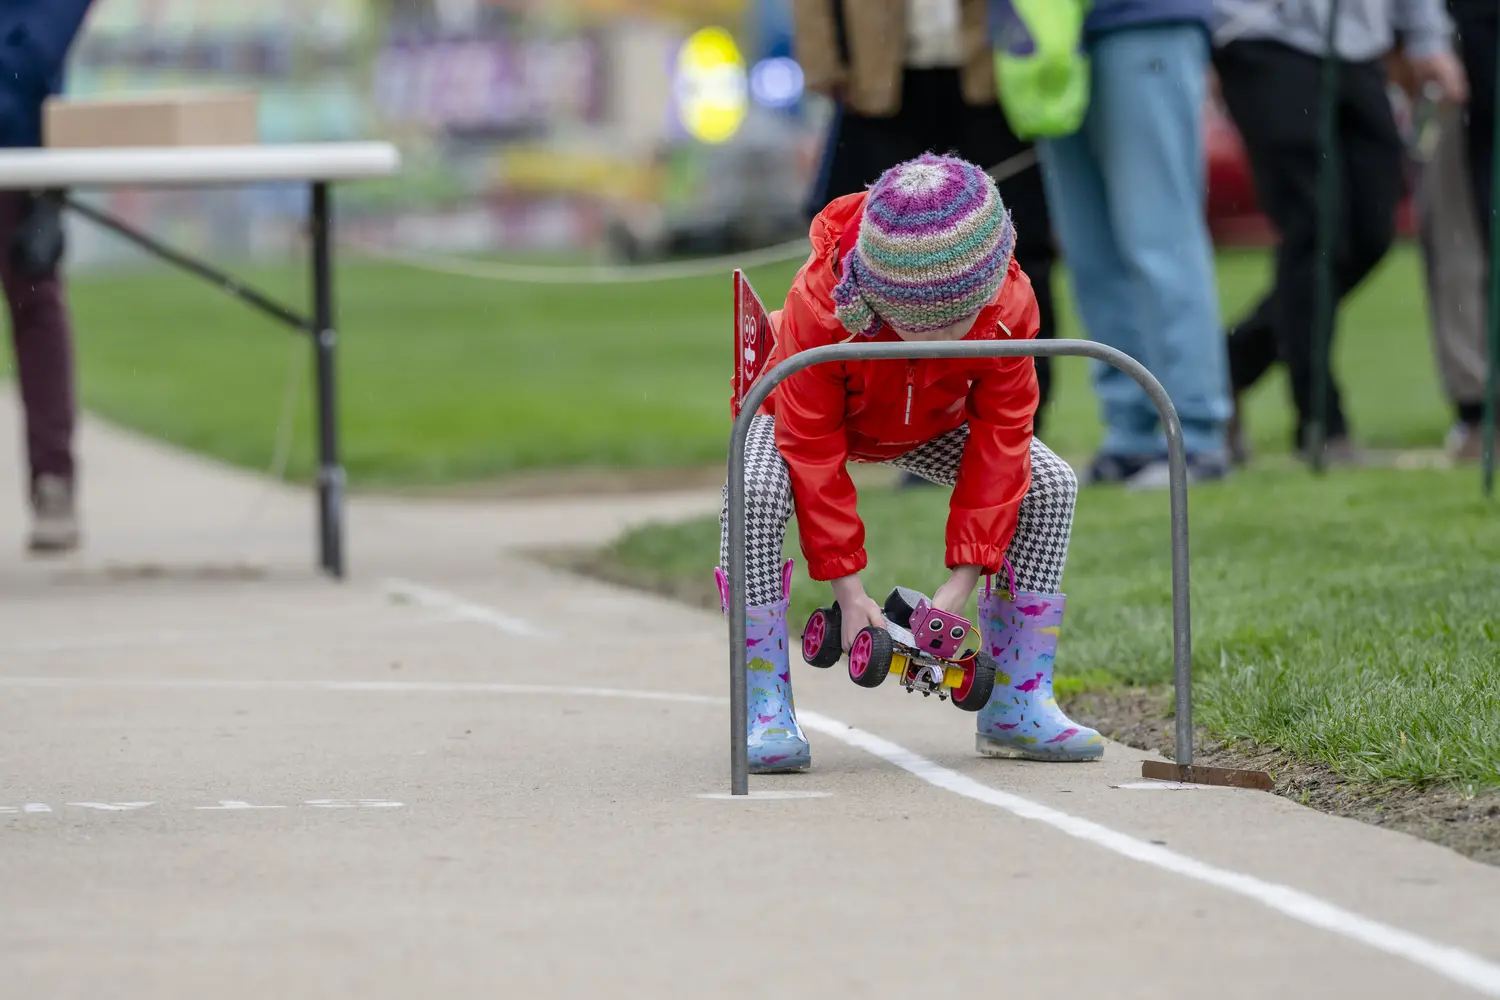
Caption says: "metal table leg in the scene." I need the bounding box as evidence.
[310,181,345,579]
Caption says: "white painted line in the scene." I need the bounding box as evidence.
[697,790,833,801]
[2,800,406,816]
[383,577,551,639]
[0,676,720,706]
[796,710,1500,999]
[1111,781,1220,790]
[12,674,1500,996]
[0,616,459,655]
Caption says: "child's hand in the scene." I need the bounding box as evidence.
[830,573,886,651]
[931,565,983,616]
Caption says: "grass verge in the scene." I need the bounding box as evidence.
[19,244,1455,488]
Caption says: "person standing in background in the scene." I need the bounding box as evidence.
[0,0,94,552]
[1212,0,1466,467]
[793,0,1061,437]
[1034,0,1231,488]
[1439,0,1498,462]
[1393,57,1491,463]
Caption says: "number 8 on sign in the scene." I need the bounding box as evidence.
[732,269,778,418]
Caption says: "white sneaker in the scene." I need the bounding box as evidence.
[28,474,79,554]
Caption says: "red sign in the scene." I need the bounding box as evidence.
[732,269,777,418]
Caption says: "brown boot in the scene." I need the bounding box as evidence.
[28,473,79,554]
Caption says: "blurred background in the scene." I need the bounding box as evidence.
[4,0,1483,495]
[63,0,823,268]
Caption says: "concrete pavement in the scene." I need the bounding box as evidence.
[2,397,1499,999]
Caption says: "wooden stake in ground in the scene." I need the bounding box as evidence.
[1141,760,1274,791]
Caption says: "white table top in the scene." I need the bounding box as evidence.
[0,142,400,188]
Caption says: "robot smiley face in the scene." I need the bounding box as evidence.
[909,599,975,660]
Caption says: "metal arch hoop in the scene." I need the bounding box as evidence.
[725,339,1195,795]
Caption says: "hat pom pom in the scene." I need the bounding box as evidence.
[832,250,880,338]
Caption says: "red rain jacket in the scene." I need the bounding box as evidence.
[762,192,1041,582]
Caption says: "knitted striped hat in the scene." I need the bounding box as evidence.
[832,153,1015,338]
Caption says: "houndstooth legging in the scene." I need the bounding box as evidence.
[719,414,1078,605]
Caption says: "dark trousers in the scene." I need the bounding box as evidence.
[1457,10,1498,251]
[808,68,1059,431]
[1,191,76,486]
[1215,41,1404,448]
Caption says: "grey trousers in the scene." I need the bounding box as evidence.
[1417,104,1490,419]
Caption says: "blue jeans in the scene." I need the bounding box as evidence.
[1038,23,1229,457]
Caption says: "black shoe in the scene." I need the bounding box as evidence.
[28,473,79,554]
[1081,452,1160,486]
[1297,435,1366,468]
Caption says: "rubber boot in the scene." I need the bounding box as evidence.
[716,560,811,773]
[975,571,1103,761]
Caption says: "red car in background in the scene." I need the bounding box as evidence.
[1204,97,1416,247]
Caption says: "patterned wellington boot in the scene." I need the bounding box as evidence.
[975,571,1104,761]
[715,560,811,773]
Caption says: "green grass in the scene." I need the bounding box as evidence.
[18,243,1453,487]
[606,465,1500,789]
[52,256,804,486]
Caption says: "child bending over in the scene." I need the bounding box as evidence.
[718,152,1102,773]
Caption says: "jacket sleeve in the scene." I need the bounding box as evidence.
[772,291,865,581]
[791,0,848,97]
[0,0,95,148]
[947,266,1042,574]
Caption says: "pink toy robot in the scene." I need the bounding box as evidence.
[800,585,995,711]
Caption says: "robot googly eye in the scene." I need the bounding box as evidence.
[928,619,943,631]
[950,625,965,640]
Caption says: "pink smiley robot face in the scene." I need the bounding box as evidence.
[910,600,972,660]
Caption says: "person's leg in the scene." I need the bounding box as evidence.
[983,440,1101,759]
[1215,41,1302,418]
[1216,41,1332,450]
[1298,57,1407,450]
[1086,23,1230,461]
[0,191,79,551]
[1224,292,1278,464]
[890,428,1079,590]
[959,100,1058,433]
[1456,11,1498,250]
[1415,102,1488,455]
[717,413,809,772]
[1039,107,1160,470]
[885,428,1100,757]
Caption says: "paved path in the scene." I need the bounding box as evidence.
[2,399,1499,1000]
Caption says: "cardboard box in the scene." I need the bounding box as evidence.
[43,91,259,148]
